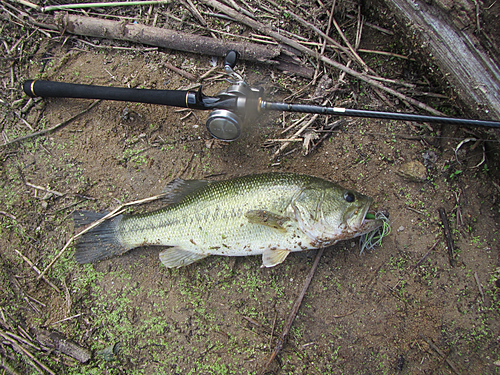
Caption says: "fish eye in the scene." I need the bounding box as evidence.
[344,191,355,203]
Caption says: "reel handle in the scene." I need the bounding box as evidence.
[224,50,240,69]
[23,80,204,109]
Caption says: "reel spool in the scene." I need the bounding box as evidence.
[206,109,242,141]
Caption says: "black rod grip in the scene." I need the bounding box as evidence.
[23,80,192,108]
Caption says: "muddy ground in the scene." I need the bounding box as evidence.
[1,1,499,374]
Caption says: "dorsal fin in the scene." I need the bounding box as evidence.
[162,178,212,205]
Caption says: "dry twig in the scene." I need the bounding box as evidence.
[419,334,461,375]
[37,192,167,281]
[272,98,330,158]
[41,0,170,12]
[0,329,55,375]
[203,0,444,116]
[438,208,457,267]
[474,272,485,302]
[163,61,197,81]
[14,250,62,294]
[1,101,101,148]
[258,248,325,375]
[410,240,440,271]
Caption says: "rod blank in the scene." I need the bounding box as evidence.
[261,101,500,129]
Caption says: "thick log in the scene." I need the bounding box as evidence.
[383,0,500,121]
[55,13,313,78]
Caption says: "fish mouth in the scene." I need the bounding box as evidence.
[351,203,384,236]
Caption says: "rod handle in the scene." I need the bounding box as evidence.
[23,80,197,108]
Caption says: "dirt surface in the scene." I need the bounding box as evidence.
[1,1,500,374]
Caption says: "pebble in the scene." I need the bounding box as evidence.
[396,160,427,182]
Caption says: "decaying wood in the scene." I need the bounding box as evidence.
[56,13,279,62]
[32,328,91,363]
[383,0,500,121]
[55,13,313,78]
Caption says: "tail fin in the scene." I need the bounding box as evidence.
[73,211,129,264]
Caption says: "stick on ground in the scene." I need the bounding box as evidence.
[259,247,325,375]
[37,192,167,281]
[438,208,456,267]
[420,334,461,375]
[1,100,100,148]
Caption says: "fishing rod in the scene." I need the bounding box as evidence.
[23,51,500,141]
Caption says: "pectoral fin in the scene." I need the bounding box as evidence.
[262,249,291,268]
[159,247,208,268]
[245,210,289,232]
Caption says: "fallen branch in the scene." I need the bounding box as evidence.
[56,13,280,62]
[258,247,325,375]
[283,7,368,71]
[32,328,91,363]
[37,192,167,281]
[420,334,461,375]
[45,0,170,12]
[438,208,457,267]
[202,0,444,116]
[384,0,500,121]
[60,13,314,77]
[1,100,100,148]
[0,329,55,375]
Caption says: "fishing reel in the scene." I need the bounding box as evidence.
[23,51,500,140]
[205,51,263,141]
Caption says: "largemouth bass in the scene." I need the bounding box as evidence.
[73,173,383,268]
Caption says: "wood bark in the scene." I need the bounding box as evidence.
[56,13,313,78]
[33,328,92,363]
[383,0,500,121]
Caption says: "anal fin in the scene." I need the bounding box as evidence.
[159,247,208,268]
[262,249,291,268]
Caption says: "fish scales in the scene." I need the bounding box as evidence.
[119,174,307,251]
[73,173,383,268]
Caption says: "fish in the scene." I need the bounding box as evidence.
[73,173,383,268]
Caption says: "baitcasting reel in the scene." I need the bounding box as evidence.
[205,51,263,141]
[23,50,500,140]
